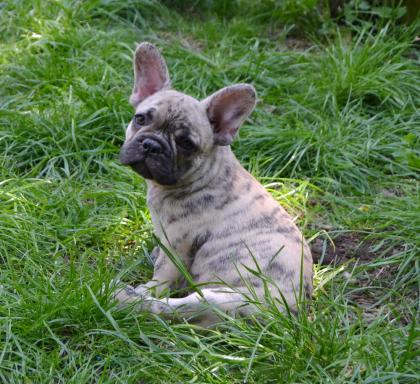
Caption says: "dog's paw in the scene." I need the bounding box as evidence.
[114,285,137,305]
[114,284,152,310]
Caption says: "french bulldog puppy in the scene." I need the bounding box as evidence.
[116,42,313,326]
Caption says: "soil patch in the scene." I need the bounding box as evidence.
[310,232,403,266]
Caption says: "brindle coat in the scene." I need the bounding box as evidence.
[116,43,313,326]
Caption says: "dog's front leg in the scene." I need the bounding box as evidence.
[132,246,182,297]
[115,246,182,308]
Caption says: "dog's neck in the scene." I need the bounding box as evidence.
[146,146,238,204]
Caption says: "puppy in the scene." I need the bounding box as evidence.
[116,42,313,326]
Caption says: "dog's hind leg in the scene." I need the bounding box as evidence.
[145,288,255,326]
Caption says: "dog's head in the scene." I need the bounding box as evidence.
[120,42,256,186]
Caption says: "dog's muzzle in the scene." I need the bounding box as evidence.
[119,134,177,185]
[120,135,165,165]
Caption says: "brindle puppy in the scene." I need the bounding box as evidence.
[115,42,313,326]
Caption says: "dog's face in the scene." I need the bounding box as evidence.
[120,43,256,186]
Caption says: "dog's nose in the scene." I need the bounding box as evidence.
[142,138,162,154]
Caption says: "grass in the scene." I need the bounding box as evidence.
[0,0,419,382]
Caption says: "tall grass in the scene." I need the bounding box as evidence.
[238,27,419,190]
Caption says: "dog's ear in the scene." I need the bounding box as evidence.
[130,42,171,106]
[202,84,256,146]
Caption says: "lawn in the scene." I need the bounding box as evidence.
[0,1,419,382]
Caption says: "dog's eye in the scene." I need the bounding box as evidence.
[176,136,196,151]
[134,113,147,126]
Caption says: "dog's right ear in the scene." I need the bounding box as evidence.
[130,42,171,106]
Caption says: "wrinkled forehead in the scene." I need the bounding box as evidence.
[134,90,205,125]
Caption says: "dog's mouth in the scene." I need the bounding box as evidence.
[130,161,154,180]
[132,159,178,185]
[120,150,178,186]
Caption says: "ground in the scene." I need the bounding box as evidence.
[0,1,419,383]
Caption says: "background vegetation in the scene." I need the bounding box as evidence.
[0,0,418,382]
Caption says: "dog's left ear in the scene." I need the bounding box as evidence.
[130,42,171,106]
[202,84,256,146]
